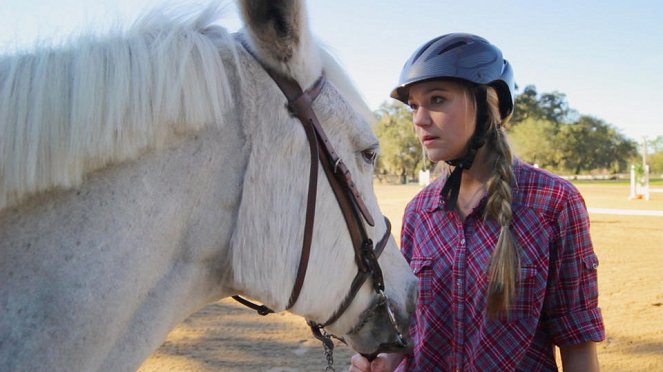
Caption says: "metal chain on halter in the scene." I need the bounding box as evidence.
[308,321,345,371]
[323,339,334,372]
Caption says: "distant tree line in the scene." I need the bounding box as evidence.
[373,85,661,180]
[508,85,638,175]
[645,136,663,176]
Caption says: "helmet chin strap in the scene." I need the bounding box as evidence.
[440,86,488,211]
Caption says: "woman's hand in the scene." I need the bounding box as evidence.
[348,353,404,372]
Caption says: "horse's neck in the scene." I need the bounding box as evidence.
[0,122,249,371]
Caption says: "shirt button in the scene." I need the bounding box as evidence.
[460,238,466,245]
[456,279,462,287]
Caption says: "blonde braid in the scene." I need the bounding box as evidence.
[482,87,520,318]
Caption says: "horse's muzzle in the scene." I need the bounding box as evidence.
[347,291,414,358]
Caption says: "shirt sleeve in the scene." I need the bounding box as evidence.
[543,189,605,346]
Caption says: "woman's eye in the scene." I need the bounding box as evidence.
[430,96,445,105]
[408,103,418,112]
[361,149,378,165]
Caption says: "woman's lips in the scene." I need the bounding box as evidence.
[421,135,438,146]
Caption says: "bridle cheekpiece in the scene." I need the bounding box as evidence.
[232,42,406,370]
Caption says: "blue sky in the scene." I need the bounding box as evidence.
[1,0,661,143]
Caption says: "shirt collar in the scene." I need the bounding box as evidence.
[424,157,523,214]
[423,175,445,213]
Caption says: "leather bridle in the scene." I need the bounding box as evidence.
[232,43,406,368]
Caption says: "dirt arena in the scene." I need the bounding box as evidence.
[139,183,663,371]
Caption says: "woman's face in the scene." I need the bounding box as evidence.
[406,80,475,162]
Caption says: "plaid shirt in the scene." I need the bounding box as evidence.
[398,160,605,371]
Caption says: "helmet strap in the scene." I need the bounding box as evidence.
[440,86,488,211]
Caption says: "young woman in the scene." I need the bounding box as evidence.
[350,33,604,371]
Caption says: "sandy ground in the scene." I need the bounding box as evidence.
[139,183,662,371]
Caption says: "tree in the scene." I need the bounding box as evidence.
[538,91,571,124]
[612,134,639,173]
[557,116,636,174]
[511,85,541,124]
[644,136,663,175]
[648,151,663,175]
[509,113,636,174]
[507,117,561,168]
[512,85,572,125]
[373,101,426,182]
[648,136,663,152]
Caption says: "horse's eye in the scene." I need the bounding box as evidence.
[361,149,378,165]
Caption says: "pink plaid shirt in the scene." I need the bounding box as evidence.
[398,160,604,371]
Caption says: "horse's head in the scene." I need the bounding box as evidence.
[229,0,417,356]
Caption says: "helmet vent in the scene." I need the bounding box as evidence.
[413,36,445,62]
[438,41,468,55]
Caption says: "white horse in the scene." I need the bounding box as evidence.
[0,1,417,370]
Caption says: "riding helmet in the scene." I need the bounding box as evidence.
[391,33,515,119]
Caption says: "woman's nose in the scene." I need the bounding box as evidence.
[412,107,431,127]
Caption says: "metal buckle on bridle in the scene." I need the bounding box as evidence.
[360,239,386,291]
[333,158,342,174]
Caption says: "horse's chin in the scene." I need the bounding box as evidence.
[349,332,413,357]
[359,337,414,359]
[343,300,414,356]
[359,343,412,363]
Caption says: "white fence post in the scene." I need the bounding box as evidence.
[629,165,636,199]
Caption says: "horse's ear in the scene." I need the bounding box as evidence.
[239,0,321,83]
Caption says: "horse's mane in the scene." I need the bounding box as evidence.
[0,3,238,211]
[0,3,374,212]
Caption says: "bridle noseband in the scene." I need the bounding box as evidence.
[233,43,406,369]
